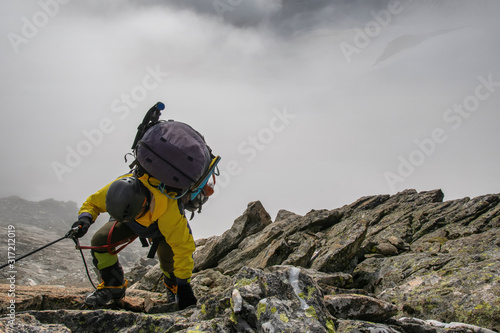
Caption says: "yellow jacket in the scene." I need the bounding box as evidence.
[78,173,196,281]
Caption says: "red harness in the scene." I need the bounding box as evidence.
[76,220,137,255]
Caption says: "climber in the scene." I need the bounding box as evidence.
[71,174,197,310]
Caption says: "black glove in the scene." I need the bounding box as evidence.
[177,283,197,310]
[71,216,92,238]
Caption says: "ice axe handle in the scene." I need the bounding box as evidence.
[131,102,165,150]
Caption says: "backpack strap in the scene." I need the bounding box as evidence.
[139,237,150,248]
[147,238,161,259]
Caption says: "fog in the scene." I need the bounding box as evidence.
[1,0,499,238]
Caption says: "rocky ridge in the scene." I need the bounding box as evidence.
[1,189,499,332]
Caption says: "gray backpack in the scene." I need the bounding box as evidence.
[137,120,211,190]
[130,102,221,215]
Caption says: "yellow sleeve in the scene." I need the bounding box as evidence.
[78,184,110,221]
[157,202,196,281]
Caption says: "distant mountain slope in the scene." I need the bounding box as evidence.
[0,196,148,286]
[0,196,78,234]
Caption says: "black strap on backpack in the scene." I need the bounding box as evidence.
[138,237,161,259]
[147,238,161,259]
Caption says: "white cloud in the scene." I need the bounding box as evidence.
[1,0,499,238]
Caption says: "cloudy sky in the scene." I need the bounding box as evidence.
[1,0,499,239]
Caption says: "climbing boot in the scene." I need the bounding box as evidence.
[163,274,178,303]
[85,261,127,307]
[85,280,128,307]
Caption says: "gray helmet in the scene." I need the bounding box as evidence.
[105,177,150,222]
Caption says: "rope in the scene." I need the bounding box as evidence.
[73,237,97,289]
[73,221,136,290]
